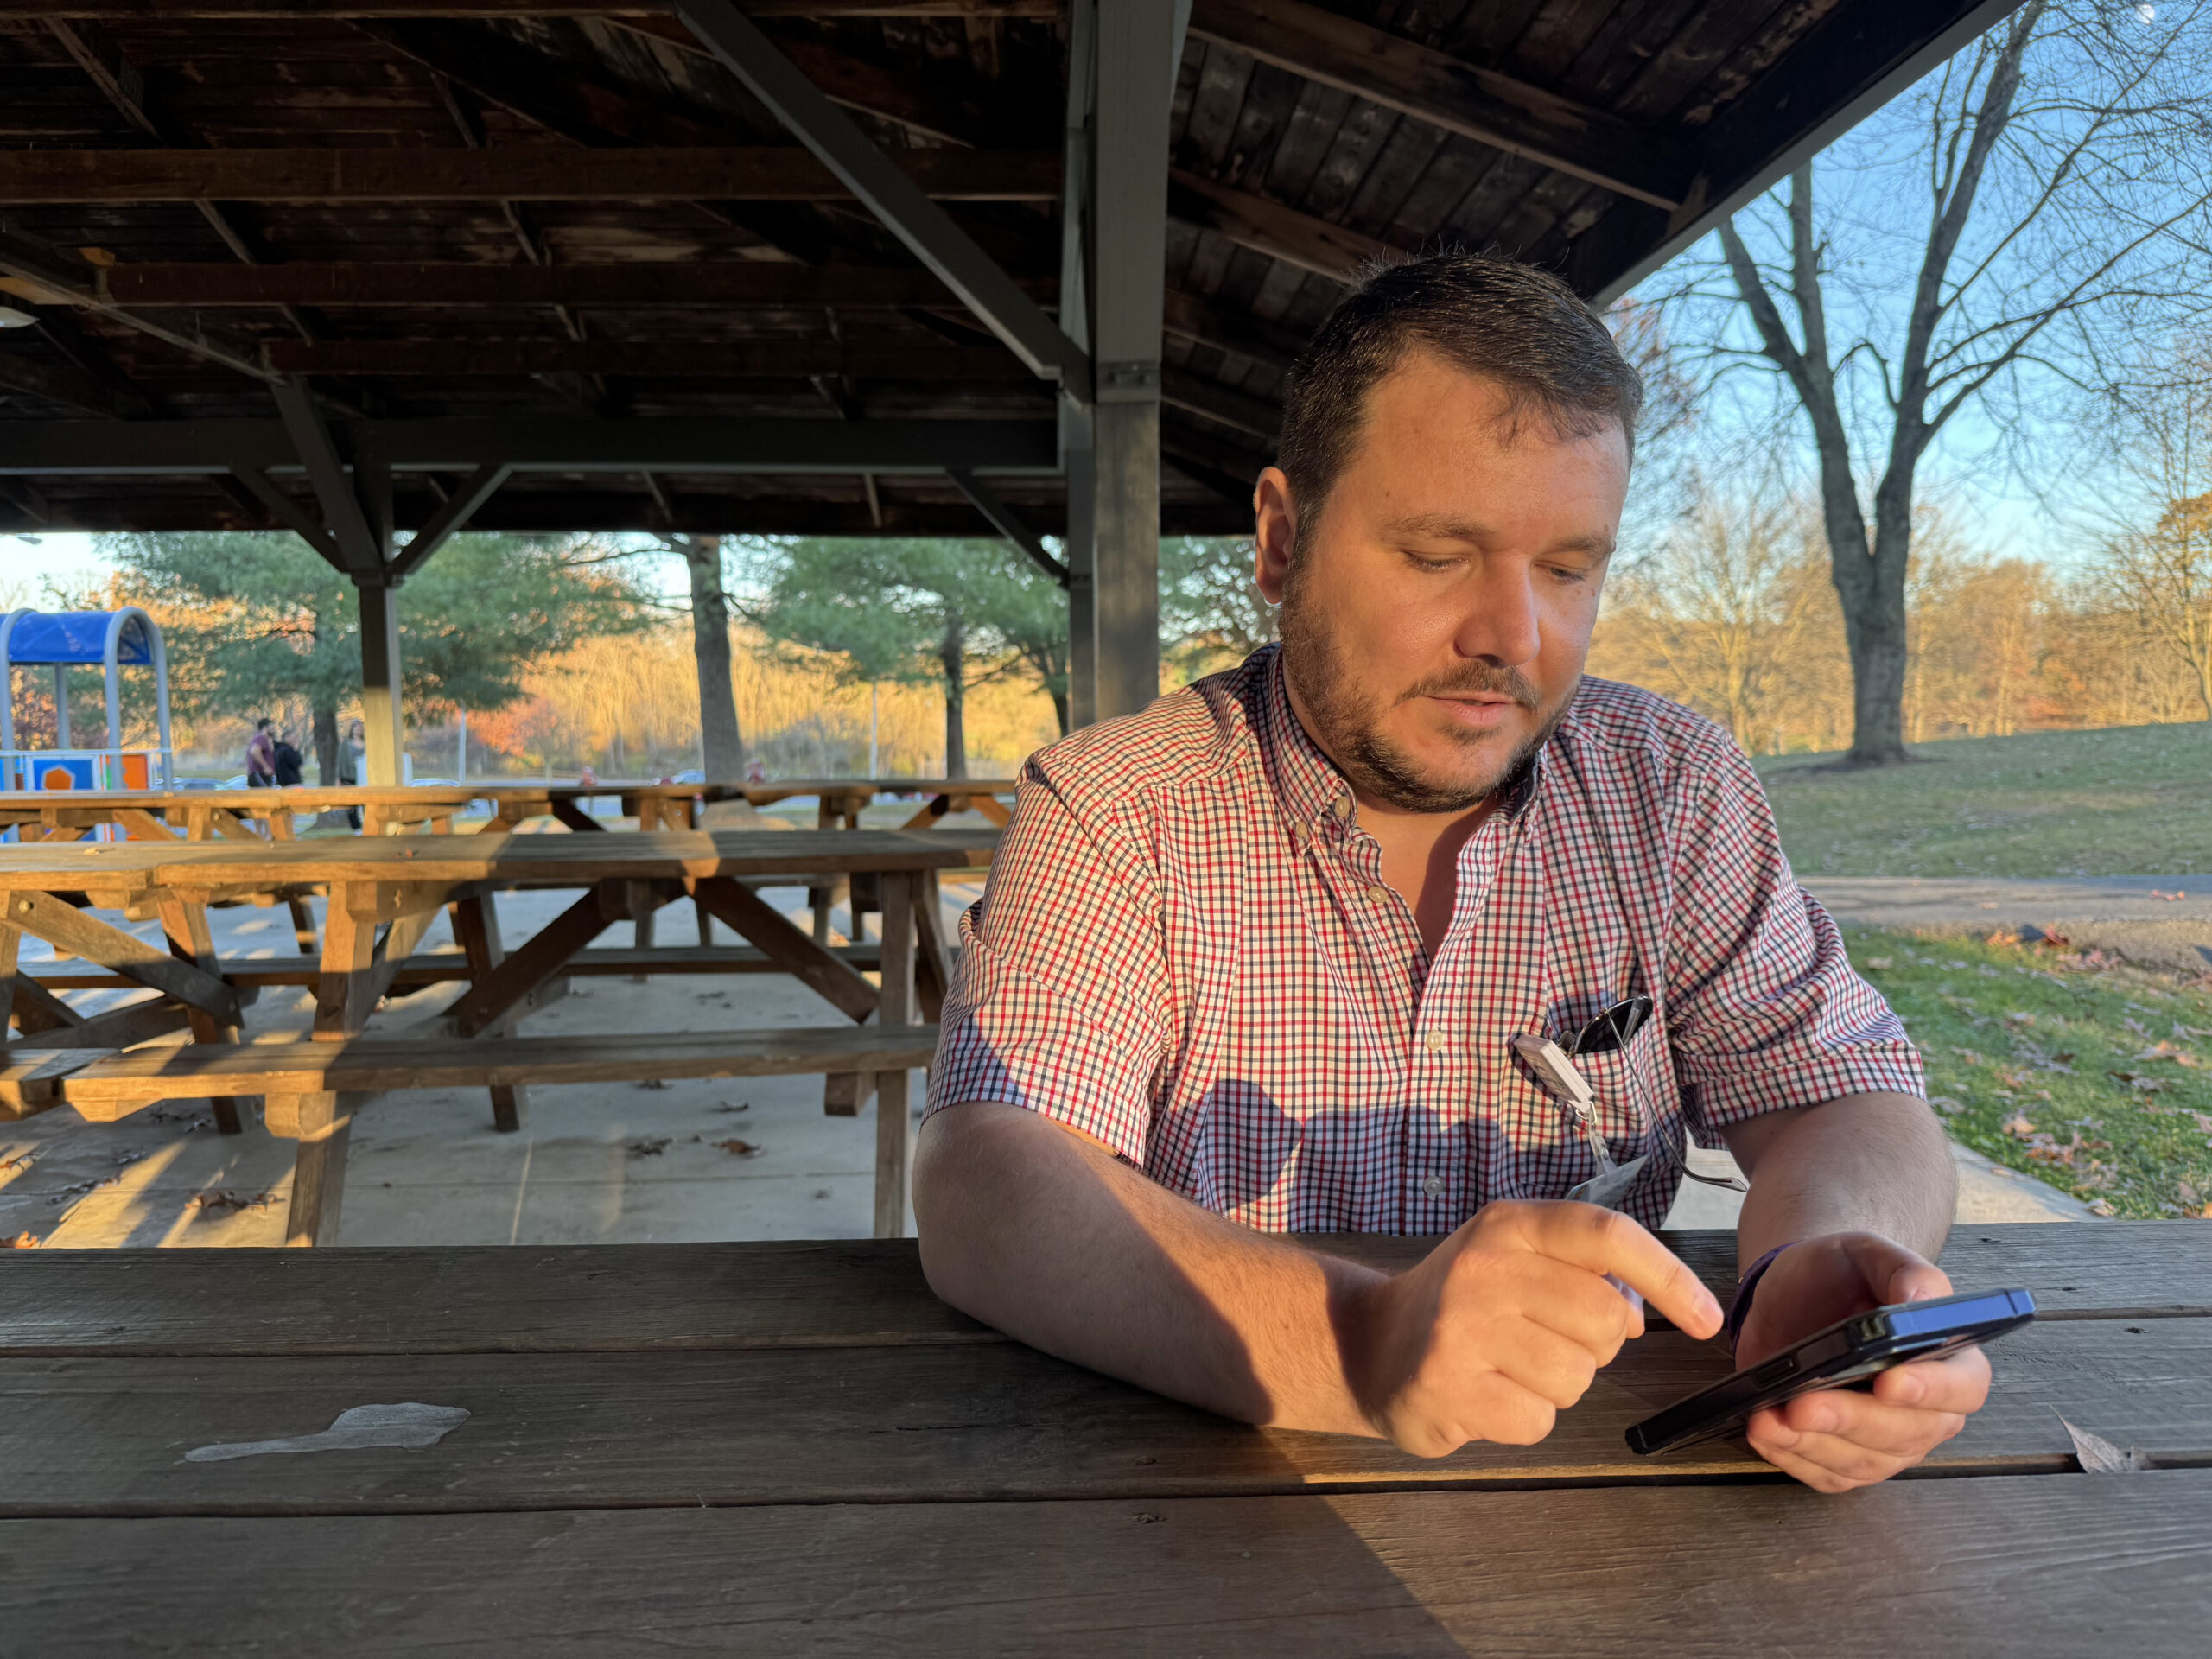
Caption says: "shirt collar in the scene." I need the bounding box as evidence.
[1252,645,1553,849]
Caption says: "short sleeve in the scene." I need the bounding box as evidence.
[1660,742,1924,1137]
[924,762,1172,1164]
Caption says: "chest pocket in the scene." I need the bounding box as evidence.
[1560,1016,1672,1165]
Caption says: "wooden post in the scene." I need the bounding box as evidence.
[874,870,916,1239]
[156,898,251,1136]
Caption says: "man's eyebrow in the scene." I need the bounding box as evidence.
[1381,513,1616,556]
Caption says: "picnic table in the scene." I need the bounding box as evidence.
[1,1223,2204,1653]
[0,778,1018,842]
[0,829,996,1245]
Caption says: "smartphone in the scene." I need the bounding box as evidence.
[1624,1287,2037,1456]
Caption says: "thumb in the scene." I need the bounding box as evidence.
[1885,1258,1953,1306]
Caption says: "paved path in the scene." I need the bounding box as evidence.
[1806,875,2212,976]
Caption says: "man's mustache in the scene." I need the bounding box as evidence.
[1396,664,1542,709]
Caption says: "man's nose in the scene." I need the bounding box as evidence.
[1449,563,1542,665]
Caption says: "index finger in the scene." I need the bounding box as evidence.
[1521,1203,1723,1338]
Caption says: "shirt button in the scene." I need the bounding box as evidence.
[1364,885,1389,903]
[1422,1174,1445,1198]
[1423,1028,1447,1052]
[1332,795,1354,819]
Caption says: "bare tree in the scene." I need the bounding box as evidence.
[2094,363,2212,716]
[1705,0,2212,765]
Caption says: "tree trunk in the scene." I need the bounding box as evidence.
[679,535,746,777]
[940,609,967,779]
[312,698,340,787]
[1827,469,1916,766]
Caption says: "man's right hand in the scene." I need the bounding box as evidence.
[1344,1200,1723,1457]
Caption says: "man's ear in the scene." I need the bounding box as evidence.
[1253,467,1298,604]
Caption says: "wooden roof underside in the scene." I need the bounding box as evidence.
[0,0,2018,541]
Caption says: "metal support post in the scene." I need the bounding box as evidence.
[1089,0,1177,719]
[355,577,404,787]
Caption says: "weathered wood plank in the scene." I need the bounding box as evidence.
[56,1024,942,1114]
[0,892,239,1026]
[0,1226,2199,1360]
[1,1317,2205,1517]
[17,1473,2204,1657]
[0,1241,995,1357]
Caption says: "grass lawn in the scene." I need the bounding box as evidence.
[1844,925,2212,1219]
[1756,721,2212,878]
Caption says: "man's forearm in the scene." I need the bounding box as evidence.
[912,1101,1385,1435]
[1720,1091,1955,1271]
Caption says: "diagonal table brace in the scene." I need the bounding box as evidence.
[2,891,242,1027]
[690,878,879,1021]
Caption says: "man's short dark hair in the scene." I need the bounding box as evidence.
[1276,254,1643,531]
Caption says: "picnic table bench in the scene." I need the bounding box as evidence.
[1,1222,2204,1653]
[0,829,995,1244]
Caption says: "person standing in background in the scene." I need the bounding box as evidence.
[337,718,365,830]
[245,718,276,787]
[272,728,305,788]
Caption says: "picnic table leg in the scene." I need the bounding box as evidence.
[273,884,378,1246]
[286,895,317,955]
[874,872,916,1238]
[449,893,528,1132]
[912,869,950,1023]
[156,899,252,1136]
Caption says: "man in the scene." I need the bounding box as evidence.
[272,727,305,788]
[244,717,276,788]
[914,255,1987,1494]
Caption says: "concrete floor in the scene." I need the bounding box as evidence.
[3,863,2094,1249]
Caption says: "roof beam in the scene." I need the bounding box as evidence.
[389,461,511,579]
[947,467,1068,587]
[17,3,1061,16]
[1160,366,1278,442]
[1160,285,1305,374]
[270,376,385,574]
[673,0,1091,403]
[262,339,1033,378]
[100,262,1055,309]
[1591,0,2029,303]
[0,346,137,418]
[1185,0,1687,212]
[226,464,341,561]
[0,148,1059,204]
[1166,169,1389,282]
[0,416,1063,475]
[0,222,276,383]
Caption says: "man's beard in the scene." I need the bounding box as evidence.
[1278,569,1573,815]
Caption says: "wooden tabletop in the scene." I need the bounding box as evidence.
[0,827,1000,896]
[0,779,1015,813]
[3,1224,2206,1654]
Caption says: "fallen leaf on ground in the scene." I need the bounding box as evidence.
[1864,957,1893,970]
[2002,1115,2037,1138]
[711,1102,751,1113]
[715,1139,765,1158]
[626,1138,671,1157]
[633,1078,671,1090]
[192,1191,276,1214]
[2056,1414,2152,1473]
[1950,1046,1986,1065]
[1929,1096,1967,1116]
[2006,1011,2037,1027]
[4,1232,39,1249]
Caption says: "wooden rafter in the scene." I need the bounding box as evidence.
[0,149,1061,204]
[100,263,1052,308]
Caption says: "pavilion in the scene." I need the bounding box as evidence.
[0,0,2021,783]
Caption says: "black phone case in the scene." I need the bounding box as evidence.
[1624,1287,2037,1456]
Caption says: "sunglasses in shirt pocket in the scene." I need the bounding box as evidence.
[1554,1013,1672,1158]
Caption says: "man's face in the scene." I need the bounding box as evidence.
[1254,352,1630,815]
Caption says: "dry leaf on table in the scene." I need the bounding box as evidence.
[2055,1413,2152,1474]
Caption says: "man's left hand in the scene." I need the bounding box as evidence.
[1734,1233,1991,1493]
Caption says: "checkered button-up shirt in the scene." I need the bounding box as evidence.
[927,646,1923,1233]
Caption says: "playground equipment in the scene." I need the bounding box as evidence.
[0,607,175,791]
